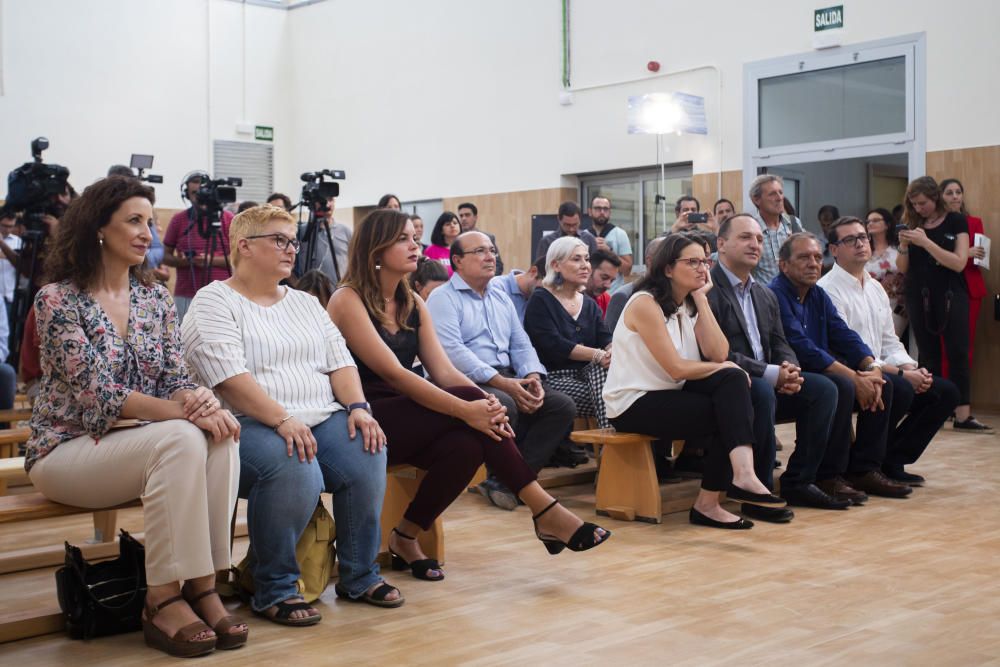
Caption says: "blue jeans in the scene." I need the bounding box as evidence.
[238,410,386,610]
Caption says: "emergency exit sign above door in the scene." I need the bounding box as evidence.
[814,6,843,31]
[813,5,844,49]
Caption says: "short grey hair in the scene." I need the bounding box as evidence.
[778,232,820,262]
[542,236,588,288]
[749,174,783,201]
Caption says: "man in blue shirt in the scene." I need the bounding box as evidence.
[428,231,576,509]
[488,258,544,323]
[771,233,911,499]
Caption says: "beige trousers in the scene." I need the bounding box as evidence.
[30,420,239,586]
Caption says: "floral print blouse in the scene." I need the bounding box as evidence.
[26,278,196,471]
[865,246,906,316]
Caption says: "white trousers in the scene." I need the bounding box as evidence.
[30,420,239,586]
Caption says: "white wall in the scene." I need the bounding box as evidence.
[2,0,997,210]
[0,0,289,209]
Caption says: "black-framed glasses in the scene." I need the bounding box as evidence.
[832,234,872,247]
[246,233,301,253]
[673,258,714,269]
[456,246,498,258]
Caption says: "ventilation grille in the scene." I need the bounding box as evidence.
[212,140,273,205]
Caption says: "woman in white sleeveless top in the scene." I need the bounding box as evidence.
[603,234,785,529]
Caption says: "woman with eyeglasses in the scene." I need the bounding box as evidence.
[900,177,990,432]
[183,205,404,624]
[523,236,612,429]
[865,207,908,338]
[328,210,610,582]
[603,233,785,529]
[423,211,461,276]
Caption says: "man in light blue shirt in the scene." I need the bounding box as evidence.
[427,232,576,506]
[488,259,544,323]
[586,196,632,293]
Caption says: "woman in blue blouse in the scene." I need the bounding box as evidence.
[524,237,612,428]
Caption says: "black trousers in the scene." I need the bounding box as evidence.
[823,373,894,475]
[610,368,754,492]
[905,284,970,404]
[884,372,960,468]
[479,371,576,473]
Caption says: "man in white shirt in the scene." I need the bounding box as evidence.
[819,216,960,486]
[0,210,23,319]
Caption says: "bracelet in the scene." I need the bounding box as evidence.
[897,248,909,255]
[273,415,293,432]
[592,349,607,364]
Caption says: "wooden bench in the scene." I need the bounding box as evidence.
[378,465,444,565]
[0,428,29,460]
[569,429,687,523]
[0,408,32,425]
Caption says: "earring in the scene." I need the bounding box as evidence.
[375,261,382,271]
[553,271,564,286]
[99,237,104,247]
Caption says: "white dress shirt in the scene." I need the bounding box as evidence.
[818,263,917,368]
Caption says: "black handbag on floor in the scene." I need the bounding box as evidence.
[55,529,147,639]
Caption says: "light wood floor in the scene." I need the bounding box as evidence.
[1,416,999,665]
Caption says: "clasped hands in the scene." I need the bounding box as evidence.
[181,386,240,443]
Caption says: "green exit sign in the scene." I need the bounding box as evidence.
[255,125,274,141]
[815,5,843,31]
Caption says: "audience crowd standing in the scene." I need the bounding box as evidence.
[16,166,989,657]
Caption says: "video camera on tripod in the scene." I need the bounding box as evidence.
[296,169,346,280]
[4,137,70,233]
[299,170,344,213]
[182,171,242,239]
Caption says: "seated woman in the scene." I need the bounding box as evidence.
[423,211,461,276]
[26,176,244,657]
[603,233,785,529]
[328,209,610,578]
[523,237,612,429]
[182,205,402,622]
[294,268,335,307]
[409,256,449,301]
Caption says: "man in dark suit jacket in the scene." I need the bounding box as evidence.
[706,215,853,516]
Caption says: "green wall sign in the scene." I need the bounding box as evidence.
[814,5,844,32]
[255,125,274,141]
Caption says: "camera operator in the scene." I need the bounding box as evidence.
[0,210,23,320]
[671,195,718,235]
[297,194,352,283]
[162,171,235,321]
[108,165,170,283]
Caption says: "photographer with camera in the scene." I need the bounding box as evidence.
[296,171,351,284]
[162,171,236,321]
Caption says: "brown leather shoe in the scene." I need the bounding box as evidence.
[816,477,869,505]
[846,470,913,498]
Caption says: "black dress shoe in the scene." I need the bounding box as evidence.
[882,466,925,486]
[780,483,851,510]
[474,478,519,511]
[689,508,753,529]
[727,485,787,508]
[741,504,794,523]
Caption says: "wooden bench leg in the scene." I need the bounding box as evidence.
[91,509,118,543]
[380,469,444,564]
[595,440,662,523]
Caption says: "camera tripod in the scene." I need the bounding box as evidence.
[298,203,342,282]
[179,207,232,291]
[7,229,45,366]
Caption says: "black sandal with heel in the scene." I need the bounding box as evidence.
[532,499,610,555]
[389,528,445,581]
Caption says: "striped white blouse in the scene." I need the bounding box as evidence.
[181,281,356,427]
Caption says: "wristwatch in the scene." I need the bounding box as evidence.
[347,402,372,415]
[897,368,905,377]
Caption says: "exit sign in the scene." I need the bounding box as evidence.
[255,125,274,141]
[815,5,843,31]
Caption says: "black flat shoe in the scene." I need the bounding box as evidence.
[882,466,925,486]
[389,528,444,581]
[533,499,610,555]
[741,504,794,523]
[335,583,405,608]
[689,508,753,529]
[727,484,787,508]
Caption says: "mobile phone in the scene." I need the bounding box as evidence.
[895,224,908,233]
[688,213,708,224]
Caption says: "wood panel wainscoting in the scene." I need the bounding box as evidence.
[927,145,1000,411]
[692,170,744,217]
